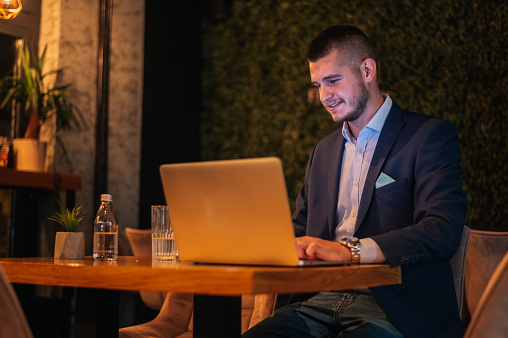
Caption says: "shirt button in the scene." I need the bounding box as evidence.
[357,149,363,154]
[351,212,357,217]
[353,181,358,185]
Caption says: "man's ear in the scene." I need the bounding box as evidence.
[361,58,377,83]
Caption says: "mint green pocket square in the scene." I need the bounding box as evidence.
[375,172,396,189]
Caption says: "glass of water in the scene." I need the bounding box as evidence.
[151,205,177,261]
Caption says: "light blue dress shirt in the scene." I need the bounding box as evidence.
[335,96,392,263]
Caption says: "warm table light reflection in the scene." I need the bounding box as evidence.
[0,0,22,19]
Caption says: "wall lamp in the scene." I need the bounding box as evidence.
[0,0,22,20]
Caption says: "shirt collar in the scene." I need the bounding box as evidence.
[342,95,392,142]
[366,95,392,132]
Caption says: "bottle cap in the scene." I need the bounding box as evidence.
[100,194,112,202]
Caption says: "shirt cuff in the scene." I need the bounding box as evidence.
[359,238,387,264]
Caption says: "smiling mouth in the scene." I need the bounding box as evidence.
[328,100,344,109]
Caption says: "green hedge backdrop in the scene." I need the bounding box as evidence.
[201,0,508,231]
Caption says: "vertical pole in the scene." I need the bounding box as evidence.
[193,295,242,337]
[75,288,120,338]
[94,0,113,211]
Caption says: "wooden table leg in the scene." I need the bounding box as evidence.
[75,288,119,338]
[193,295,241,337]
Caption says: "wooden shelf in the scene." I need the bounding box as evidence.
[0,168,81,191]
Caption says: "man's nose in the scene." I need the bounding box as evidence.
[320,86,333,103]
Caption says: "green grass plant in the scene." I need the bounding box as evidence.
[48,202,84,232]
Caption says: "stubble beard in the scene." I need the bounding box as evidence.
[333,79,369,124]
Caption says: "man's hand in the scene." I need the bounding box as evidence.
[295,236,352,263]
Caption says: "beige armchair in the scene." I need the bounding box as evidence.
[464,251,508,337]
[119,292,276,337]
[0,265,33,338]
[464,230,508,320]
[124,227,166,311]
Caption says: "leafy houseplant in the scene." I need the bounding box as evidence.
[0,44,85,171]
[0,44,85,139]
[48,202,86,260]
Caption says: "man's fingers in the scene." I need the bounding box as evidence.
[304,242,321,260]
[295,236,351,262]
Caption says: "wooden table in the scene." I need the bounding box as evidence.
[0,256,401,337]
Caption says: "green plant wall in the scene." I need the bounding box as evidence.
[201,0,508,231]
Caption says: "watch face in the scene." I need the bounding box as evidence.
[339,239,360,264]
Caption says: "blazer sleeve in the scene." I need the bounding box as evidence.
[369,118,467,268]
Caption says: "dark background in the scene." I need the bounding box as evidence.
[139,1,204,225]
[198,0,508,230]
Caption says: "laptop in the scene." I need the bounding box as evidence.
[159,157,343,266]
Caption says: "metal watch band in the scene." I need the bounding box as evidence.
[339,237,361,264]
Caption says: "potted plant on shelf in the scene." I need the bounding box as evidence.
[48,202,86,260]
[0,44,85,171]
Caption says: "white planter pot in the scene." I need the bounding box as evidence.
[12,138,47,172]
[54,232,85,260]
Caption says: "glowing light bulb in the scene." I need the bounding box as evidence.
[0,0,22,20]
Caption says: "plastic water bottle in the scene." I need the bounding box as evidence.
[93,194,118,261]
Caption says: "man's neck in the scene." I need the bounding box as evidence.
[347,93,385,139]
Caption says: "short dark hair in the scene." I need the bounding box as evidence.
[307,24,377,67]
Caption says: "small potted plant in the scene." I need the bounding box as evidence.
[48,202,85,260]
[0,44,85,171]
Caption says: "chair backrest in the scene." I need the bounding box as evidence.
[464,251,508,337]
[450,225,471,316]
[124,227,152,256]
[0,265,33,338]
[124,227,166,311]
[464,230,508,318]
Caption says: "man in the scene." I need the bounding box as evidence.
[243,24,467,337]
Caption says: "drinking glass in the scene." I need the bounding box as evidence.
[151,205,177,261]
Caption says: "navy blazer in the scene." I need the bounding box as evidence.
[293,101,467,337]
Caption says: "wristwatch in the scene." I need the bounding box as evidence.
[339,237,361,264]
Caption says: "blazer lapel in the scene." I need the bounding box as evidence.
[356,102,405,230]
[327,131,345,239]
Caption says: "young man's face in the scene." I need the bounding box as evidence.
[309,50,369,124]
